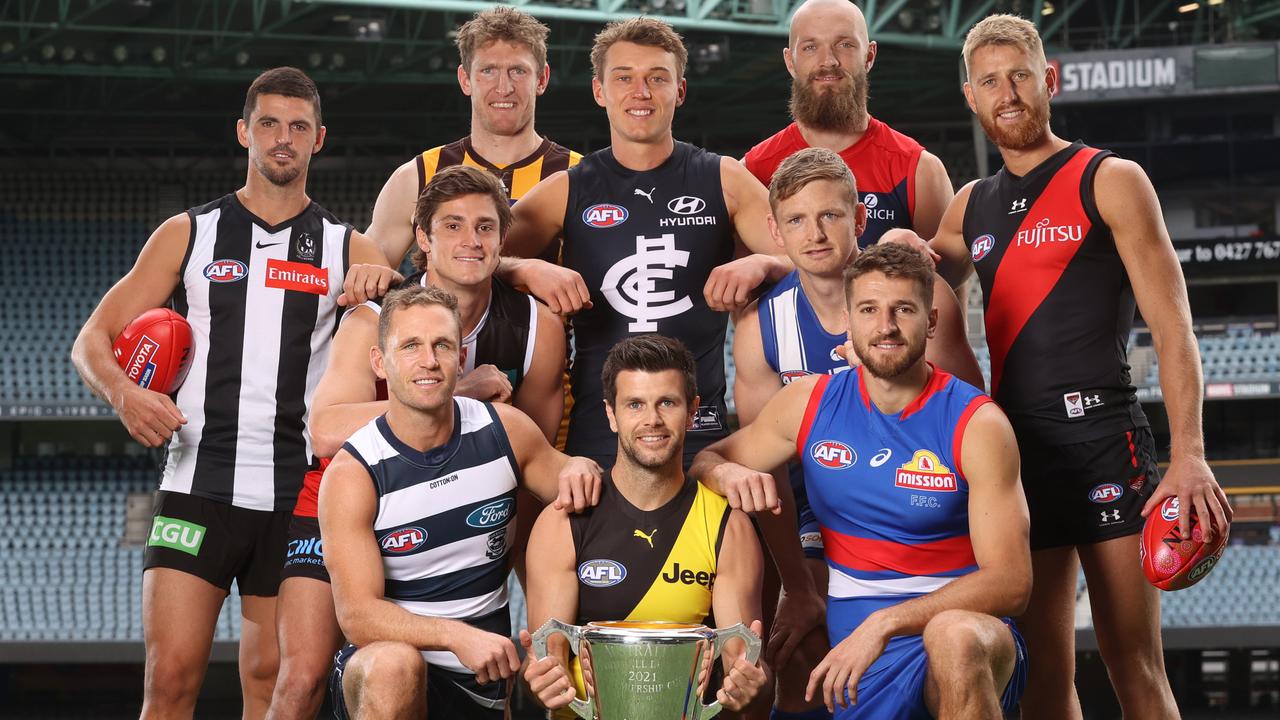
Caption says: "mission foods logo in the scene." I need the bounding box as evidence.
[894,450,958,492]
[810,440,857,469]
[578,559,627,587]
[381,526,427,554]
[583,203,628,228]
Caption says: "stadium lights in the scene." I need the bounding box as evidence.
[1042,2,1055,16]
[112,44,128,63]
[40,44,56,61]
[1207,0,1224,4]
[308,52,324,68]
[60,46,76,62]
[1178,2,1200,12]
[150,46,166,63]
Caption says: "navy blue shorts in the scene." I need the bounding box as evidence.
[329,642,506,720]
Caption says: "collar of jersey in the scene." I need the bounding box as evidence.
[229,191,314,234]
[599,140,685,177]
[999,140,1084,185]
[374,405,463,469]
[603,473,697,524]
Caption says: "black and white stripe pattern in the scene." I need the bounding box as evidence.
[164,193,351,511]
[342,398,520,675]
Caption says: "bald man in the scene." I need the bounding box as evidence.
[743,0,953,248]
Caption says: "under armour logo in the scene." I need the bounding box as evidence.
[1083,394,1102,407]
[1009,198,1028,214]
[601,234,693,332]
[633,528,657,548]
[1100,509,1121,523]
[634,187,655,204]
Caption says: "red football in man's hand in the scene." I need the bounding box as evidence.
[1141,496,1229,591]
[112,308,194,395]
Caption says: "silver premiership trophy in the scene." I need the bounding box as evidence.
[530,619,761,720]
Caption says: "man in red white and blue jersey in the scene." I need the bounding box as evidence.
[693,243,1031,719]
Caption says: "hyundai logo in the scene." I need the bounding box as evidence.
[667,196,706,215]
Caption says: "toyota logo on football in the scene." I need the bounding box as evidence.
[667,196,706,215]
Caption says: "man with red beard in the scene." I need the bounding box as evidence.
[887,14,1232,720]
[743,0,954,248]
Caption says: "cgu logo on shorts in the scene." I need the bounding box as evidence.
[1088,483,1124,504]
[204,259,247,283]
[811,440,857,469]
[971,234,995,262]
[381,526,427,554]
[583,204,628,228]
[148,516,206,556]
[578,559,627,587]
[894,450,958,492]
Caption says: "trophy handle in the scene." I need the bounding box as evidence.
[699,623,762,719]
[529,619,594,720]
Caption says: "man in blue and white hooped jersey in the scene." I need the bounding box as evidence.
[319,283,602,720]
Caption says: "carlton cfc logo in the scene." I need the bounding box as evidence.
[583,203,628,228]
[971,234,995,262]
[811,440,857,469]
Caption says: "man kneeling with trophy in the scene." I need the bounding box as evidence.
[521,335,770,719]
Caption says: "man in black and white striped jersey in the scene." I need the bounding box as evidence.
[71,67,399,718]
[320,283,602,720]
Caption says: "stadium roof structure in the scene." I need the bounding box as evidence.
[1,0,1278,160]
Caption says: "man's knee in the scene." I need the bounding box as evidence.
[923,611,1008,676]
[144,647,206,707]
[347,641,426,693]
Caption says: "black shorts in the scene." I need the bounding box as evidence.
[143,490,290,596]
[1019,427,1160,551]
[329,643,506,720]
[281,514,329,583]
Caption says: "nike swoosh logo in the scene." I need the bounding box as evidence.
[255,240,284,249]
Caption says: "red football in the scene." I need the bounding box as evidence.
[1140,496,1229,591]
[112,308,194,395]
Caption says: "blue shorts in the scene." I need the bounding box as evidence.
[825,603,1027,719]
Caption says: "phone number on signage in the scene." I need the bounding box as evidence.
[1211,241,1280,262]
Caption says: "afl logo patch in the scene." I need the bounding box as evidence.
[971,234,995,262]
[1088,483,1123,504]
[811,440,857,469]
[583,204,628,228]
[780,370,812,384]
[380,526,427,554]
[578,559,627,587]
[204,259,248,283]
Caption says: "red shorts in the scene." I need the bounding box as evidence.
[293,457,332,518]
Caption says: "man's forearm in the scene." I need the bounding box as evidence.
[868,566,1029,639]
[754,475,817,594]
[71,325,130,407]
[338,595,463,651]
[1154,329,1206,458]
[312,402,389,459]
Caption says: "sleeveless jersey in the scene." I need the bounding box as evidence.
[799,366,990,629]
[743,117,924,247]
[561,475,730,716]
[562,142,735,464]
[342,399,519,675]
[962,143,1146,443]
[165,193,350,512]
[418,136,581,264]
[292,271,539,518]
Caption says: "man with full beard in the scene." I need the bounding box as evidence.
[886,14,1232,720]
[691,243,1031,719]
[743,0,954,247]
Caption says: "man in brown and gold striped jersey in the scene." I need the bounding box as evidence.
[366,5,581,267]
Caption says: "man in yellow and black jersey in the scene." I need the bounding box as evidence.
[365,6,581,268]
[519,335,769,717]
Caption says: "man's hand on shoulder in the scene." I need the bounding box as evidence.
[709,462,781,515]
[339,263,402,307]
[704,255,787,313]
[555,456,602,513]
[455,364,513,404]
[878,228,940,265]
[503,258,592,316]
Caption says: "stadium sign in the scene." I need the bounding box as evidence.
[1048,43,1280,103]
[1173,238,1280,277]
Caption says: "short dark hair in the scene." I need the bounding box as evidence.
[456,6,550,73]
[601,335,697,406]
[591,17,688,80]
[843,242,935,308]
[243,67,322,125]
[378,284,462,351]
[411,165,513,272]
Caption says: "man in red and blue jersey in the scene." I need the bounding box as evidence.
[693,243,1031,718]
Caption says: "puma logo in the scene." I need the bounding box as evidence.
[633,528,657,548]
[634,187,655,204]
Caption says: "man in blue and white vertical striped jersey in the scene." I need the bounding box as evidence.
[319,283,602,720]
